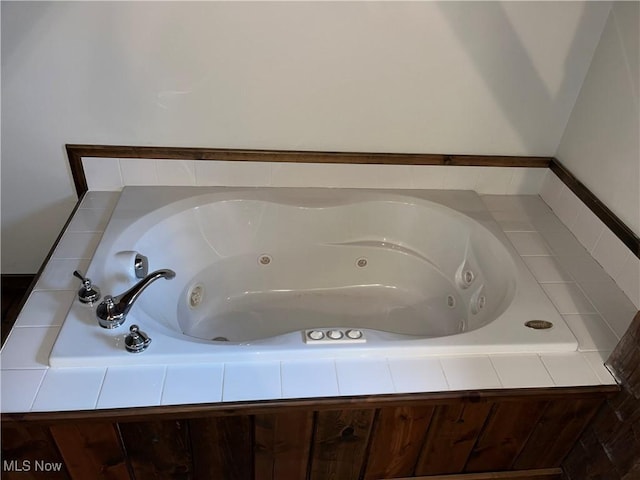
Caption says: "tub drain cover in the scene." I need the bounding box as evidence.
[525,320,553,330]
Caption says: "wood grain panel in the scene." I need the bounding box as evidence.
[50,423,130,480]
[415,402,493,476]
[464,401,548,472]
[1,425,69,479]
[254,411,314,480]
[309,409,376,480]
[363,405,435,480]
[514,398,603,469]
[118,420,192,480]
[189,415,253,480]
[390,467,563,479]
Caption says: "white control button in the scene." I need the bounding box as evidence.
[346,329,363,339]
[308,330,324,340]
[327,330,343,340]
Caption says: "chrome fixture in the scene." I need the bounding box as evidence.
[96,269,176,329]
[125,325,152,353]
[72,270,101,305]
[134,253,148,279]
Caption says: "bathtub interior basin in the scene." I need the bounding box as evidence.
[50,187,577,367]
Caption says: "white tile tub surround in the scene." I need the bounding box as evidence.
[222,362,282,402]
[540,171,640,312]
[387,357,449,393]
[335,358,395,396]
[281,360,340,399]
[32,368,106,412]
[161,364,224,406]
[540,353,601,386]
[484,191,636,341]
[0,191,625,414]
[81,157,546,193]
[97,366,166,409]
[490,355,554,388]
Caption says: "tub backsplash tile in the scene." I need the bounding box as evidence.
[195,161,273,187]
[617,256,640,308]
[539,170,639,312]
[81,156,546,193]
[508,168,547,194]
[119,159,158,186]
[156,160,197,186]
[83,157,123,191]
[569,202,605,252]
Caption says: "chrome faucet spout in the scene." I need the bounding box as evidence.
[96,269,176,329]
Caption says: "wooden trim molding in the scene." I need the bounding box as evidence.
[550,158,640,259]
[66,144,551,197]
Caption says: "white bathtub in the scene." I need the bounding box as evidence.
[50,187,577,367]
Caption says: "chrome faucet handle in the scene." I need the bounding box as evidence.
[72,270,101,305]
[97,295,126,329]
[125,325,151,353]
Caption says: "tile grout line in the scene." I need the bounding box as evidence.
[92,368,109,410]
[26,369,49,412]
[537,354,558,387]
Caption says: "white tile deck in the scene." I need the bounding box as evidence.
[387,357,449,393]
[490,355,554,388]
[97,366,166,409]
[0,185,630,414]
[563,314,619,352]
[161,364,224,406]
[281,360,340,399]
[541,283,597,315]
[32,368,106,412]
[1,369,47,412]
[14,291,75,327]
[222,362,282,402]
[540,353,601,386]
[0,327,61,369]
[335,358,395,396]
[439,356,501,391]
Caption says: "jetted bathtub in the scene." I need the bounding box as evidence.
[50,187,577,367]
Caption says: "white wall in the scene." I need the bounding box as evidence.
[556,1,640,236]
[1,1,611,273]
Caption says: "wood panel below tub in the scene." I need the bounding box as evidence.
[1,386,616,480]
